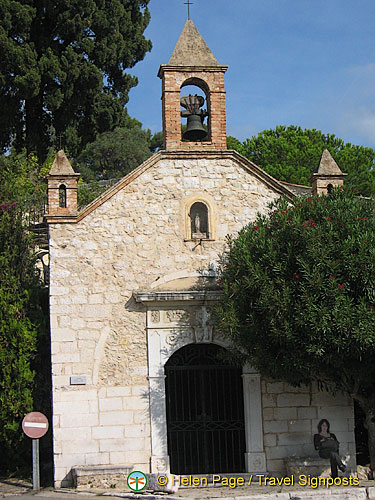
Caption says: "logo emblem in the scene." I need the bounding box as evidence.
[127,471,147,491]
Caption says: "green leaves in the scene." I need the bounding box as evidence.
[229,125,375,197]
[0,203,40,468]
[216,189,375,398]
[76,124,153,182]
[0,152,51,471]
[0,0,152,160]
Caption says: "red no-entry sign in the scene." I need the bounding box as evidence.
[22,412,49,439]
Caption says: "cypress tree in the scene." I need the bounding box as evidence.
[0,0,152,161]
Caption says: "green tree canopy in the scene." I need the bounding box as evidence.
[0,202,42,468]
[0,151,49,208]
[227,126,375,196]
[216,189,375,472]
[76,124,153,181]
[0,0,152,161]
[0,153,51,473]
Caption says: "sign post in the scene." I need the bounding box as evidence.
[32,439,40,490]
[22,412,49,491]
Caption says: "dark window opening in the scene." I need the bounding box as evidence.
[327,184,334,194]
[59,185,67,208]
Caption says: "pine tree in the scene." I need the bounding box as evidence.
[228,126,375,196]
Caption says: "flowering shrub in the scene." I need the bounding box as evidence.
[216,188,375,471]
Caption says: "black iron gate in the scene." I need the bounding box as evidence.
[165,344,246,474]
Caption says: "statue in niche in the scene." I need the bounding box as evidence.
[190,202,209,239]
[194,213,201,233]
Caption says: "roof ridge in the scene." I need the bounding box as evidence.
[48,150,77,176]
[46,150,296,224]
[168,19,220,66]
[316,149,343,175]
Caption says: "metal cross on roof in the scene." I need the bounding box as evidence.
[184,0,193,20]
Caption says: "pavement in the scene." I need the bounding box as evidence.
[1,477,375,500]
[0,479,33,497]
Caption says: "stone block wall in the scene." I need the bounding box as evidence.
[261,379,356,476]
[312,176,345,196]
[52,386,150,486]
[49,155,279,486]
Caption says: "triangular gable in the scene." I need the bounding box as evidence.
[53,151,295,224]
[168,19,220,67]
[48,150,77,176]
[317,149,343,175]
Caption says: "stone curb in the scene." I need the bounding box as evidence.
[53,490,97,496]
[94,486,375,500]
[102,495,182,500]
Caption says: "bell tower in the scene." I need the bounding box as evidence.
[158,19,228,151]
[310,149,347,195]
[47,150,80,217]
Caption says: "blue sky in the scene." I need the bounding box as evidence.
[127,0,375,147]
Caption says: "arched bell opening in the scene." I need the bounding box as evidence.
[327,183,334,194]
[59,184,67,208]
[165,343,246,474]
[180,78,211,142]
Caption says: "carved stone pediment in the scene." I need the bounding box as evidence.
[194,326,213,343]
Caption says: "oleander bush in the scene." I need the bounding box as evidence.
[216,188,375,473]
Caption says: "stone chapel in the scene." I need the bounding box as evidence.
[46,20,355,487]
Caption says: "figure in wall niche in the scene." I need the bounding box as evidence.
[313,419,346,478]
[194,213,201,233]
[190,202,209,239]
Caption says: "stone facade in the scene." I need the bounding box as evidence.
[48,153,282,485]
[47,19,356,488]
[47,152,356,486]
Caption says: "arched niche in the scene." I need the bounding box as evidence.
[190,201,209,238]
[184,194,216,241]
[180,77,211,142]
[59,184,67,208]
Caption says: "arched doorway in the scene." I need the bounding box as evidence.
[165,343,246,474]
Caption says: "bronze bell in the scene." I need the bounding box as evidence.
[183,114,208,141]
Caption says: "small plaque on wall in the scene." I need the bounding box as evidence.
[70,376,87,385]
